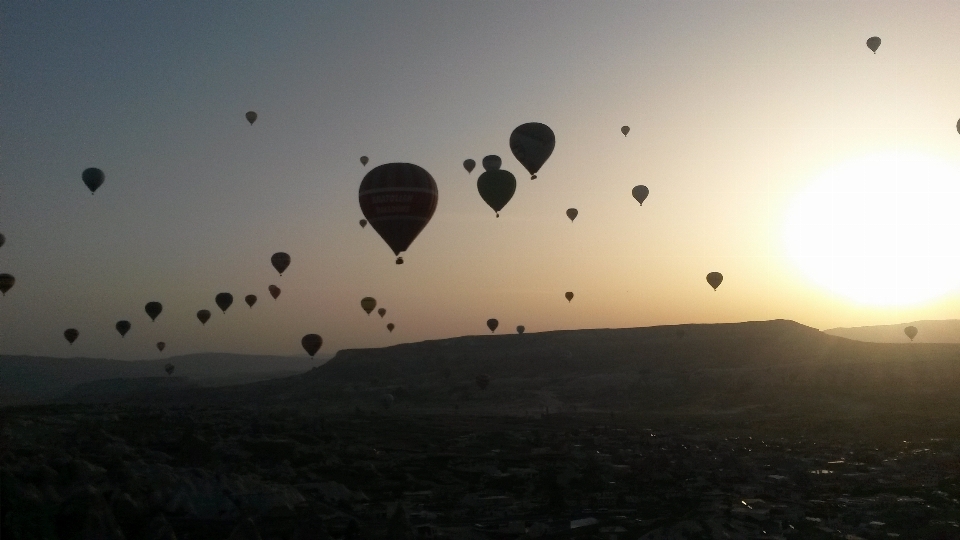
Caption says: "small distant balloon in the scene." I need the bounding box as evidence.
[956,118,960,136]
[197,310,211,325]
[0,233,5,249]
[116,320,131,338]
[359,219,367,228]
[165,363,175,375]
[302,334,323,357]
[621,126,630,137]
[632,185,649,206]
[706,272,723,291]
[360,156,369,166]
[361,297,377,315]
[510,122,555,179]
[566,208,578,222]
[904,326,918,341]
[477,169,517,217]
[487,318,498,333]
[379,394,395,409]
[565,292,574,302]
[271,252,291,275]
[0,273,14,296]
[476,374,490,390]
[482,155,502,172]
[245,111,257,125]
[145,302,162,321]
[245,294,257,308]
[156,342,165,352]
[517,325,525,334]
[378,307,386,318]
[387,323,395,332]
[82,168,105,194]
[64,329,79,344]
[866,36,881,53]
[268,285,281,300]
[463,159,476,173]
[215,293,233,313]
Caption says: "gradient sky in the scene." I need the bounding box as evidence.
[3,1,960,359]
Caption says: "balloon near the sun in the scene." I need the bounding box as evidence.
[783,151,960,306]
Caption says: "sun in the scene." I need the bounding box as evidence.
[783,151,960,306]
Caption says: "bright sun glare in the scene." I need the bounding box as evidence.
[784,151,960,306]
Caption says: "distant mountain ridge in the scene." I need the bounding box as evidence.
[824,319,960,343]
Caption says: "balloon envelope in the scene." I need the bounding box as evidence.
[64,329,79,344]
[157,342,165,352]
[271,252,291,275]
[359,219,367,228]
[481,155,501,172]
[358,163,439,259]
[245,294,257,308]
[566,208,578,222]
[0,273,14,296]
[510,122,555,179]
[360,156,369,166]
[565,292,574,302]
[268,285,281,299]
[866,36,881,53]
[245,111,257,125]
[486,319,498,333]
[621,126,630,137]
[904,326,918,341]
[517,325,525,334]
[361,297,377,315]
[387,323,395,332]
[82,168,105,194]
[197,310,211,325]
[0,233,5,249]
[302,334,323,357]
[215,293,233,313]
[632,185,649,205]
[116,320,131,337]
[165,363,175,375]
[379,394,395,408]
[463,159,476,173]
[145,302,162,321]
[706,272,723,290]
[477,169,517,216]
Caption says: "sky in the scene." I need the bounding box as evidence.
[3,1,960,359]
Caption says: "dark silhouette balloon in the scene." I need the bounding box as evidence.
[157,342,165,352]
[904,326,918,341]
[116,320,131,337]
[956,118,960,136]
[379,393,395,409]
[487,319,498,333]
[517,325,525,334]
[271,252,291,275]
[482,155,502,172]
[0,273,14,296]
[0,233,5,249]
[145,302,162,321]
[360,156,369,166]
[165,363,175,375]
[82,168,105,194]
[867,36,881,53]
[566,208,578,222]
[358,163,439,263]
[64,329,79,344]
[476,374,490,390]
[269,285,281,300]
[621,126,630,137]
[302,334,323,357]
[359,219,367,228]
[361,297,376,315]
[706,272,723,291]
[197,310,211,325]
[245,294,257,308]
[632,185,649,206]
[387,323,395,332]
[215,293,233,313]
[378,307,386,318]
[463,159,476,173]
[245,111,257,125]
[477,169,516,217]
[565,292,574,302]
[510,122,555,179]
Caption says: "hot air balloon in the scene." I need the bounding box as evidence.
[621,126,630,137]
[510,122,555,179]
[361,297,377,315]
[197,310,211,325]
[157,342,165,352]
[245,111,257,125]
[463,159,476,173]
[482,155,502,172]
[866,36,881,53]
[476,374,490,390]
[358,163,439,264]
[165,363,175,375]
[379,394,395,409]
[271,252,291,275]
[0,274,14,296]
[269,285,281,300]
[517,325,525,334]
[360,156,369,166]
[956,118,960,136]
[486,319,498,333]
[387,323,395,333]
[64,329,79,344]
[632,185,649,206]
[82,168,105,194]
[566,208,578,222]
[215,293,233,313]
[302,334,322,357]
[245,294,257,308]
[706,272,723,291]
[145,302,162,321]
[116,320,131,337]
[0,233,5,249]
[378,308,386,318]
[565,292,574,302]
[359,219,367,228]
[477,169,516,217]
[904,326,918,341]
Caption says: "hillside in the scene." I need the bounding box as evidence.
[824,319,960,343]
